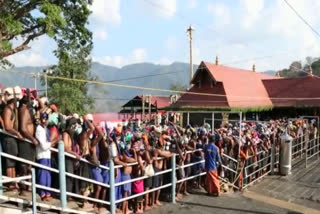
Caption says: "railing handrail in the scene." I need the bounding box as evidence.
[0,175,31,184]
[0,128,111,170]
[0,150,111,189]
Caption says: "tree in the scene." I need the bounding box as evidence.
[170,82,187,92]
[46,0,93,115]
[278,56,320,78]
[0,1,94,114]
[0,0,92,65]
[311,58,320,76]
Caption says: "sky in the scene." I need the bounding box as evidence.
[6,0,320,72]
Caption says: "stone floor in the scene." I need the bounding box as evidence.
[146,190,295,214]
[247,156,320,211]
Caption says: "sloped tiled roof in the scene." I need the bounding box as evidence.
[173,61,280,109]
[263,76,320,107]
[122,95,170,109]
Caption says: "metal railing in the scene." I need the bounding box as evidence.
[242,144,278,189]
[0,169,36,213]
[0,127,289,214]
[305,137,320,168]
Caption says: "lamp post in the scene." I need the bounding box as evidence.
[43,68,53,98]
[34,72,40,90]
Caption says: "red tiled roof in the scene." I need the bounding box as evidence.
[171,82,229,108]
[173,61,320,110]
[122,95,170,109]
[173,61,280,109]
[92,113,143,123]
[263,76,320,107]
[149,96,170,109]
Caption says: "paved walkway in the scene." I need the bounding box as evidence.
[247,156,320,211]
[148,157,320,214]
[147,190,294,214]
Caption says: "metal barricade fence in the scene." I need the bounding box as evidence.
[0,128,283,214]
[305,137,320,168]
[291,133,308,160]
[242,143,278,190]
[0,129,112,213]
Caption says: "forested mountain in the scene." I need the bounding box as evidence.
[1,58,319,112]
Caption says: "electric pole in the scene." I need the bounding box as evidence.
[187,25,194,87]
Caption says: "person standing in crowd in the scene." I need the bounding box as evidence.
[76,115,95,210]
[2,88,23,191]
[120,131,137,214]
[98,123,111,213]
[132,138,145,214]
[204,135,221,197]
[110,130,127,213]
[152,132,172,207]
[18,95,39,195]
[89,123,104,212]
[143,130,155,211]
[63,118,81,198]
[35,112,59,201]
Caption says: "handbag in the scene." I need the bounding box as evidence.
[144,164,155,177]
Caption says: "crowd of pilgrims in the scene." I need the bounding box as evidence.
[0,86,318,214]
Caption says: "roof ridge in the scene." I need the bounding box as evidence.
[262,75,316,81]
[203,61,277,78]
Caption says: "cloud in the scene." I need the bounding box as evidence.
[6,36,54,67]
[93,29,108,40]
[207,3,231,26]
[187,0,197,9]
[132,48,147,63]
[241,0,264,29]
[139,0,176,18]
[93,48,148,67]
[89,0,121,25]
[157,57,172,65]
[89,0,121,41]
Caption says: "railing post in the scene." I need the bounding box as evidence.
[58,141,67,209]
[270,143,275,175]
[109,160,115,214]
[0,144,3,195]
[171,154,176,204]
[31,168,37,214]
[316,136,320,160]
[305,140,308,168]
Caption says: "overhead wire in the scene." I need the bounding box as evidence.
[88,70,185,85]
[142,0,319,73]
[2,68,320,101]
[283,0,320,39]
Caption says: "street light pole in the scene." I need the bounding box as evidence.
[34,74,37,90]
[45,73,48,97]
[34,72,39,90]
[43,68,53,98]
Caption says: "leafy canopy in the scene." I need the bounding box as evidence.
[0,0,94,115]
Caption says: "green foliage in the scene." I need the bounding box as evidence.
[0,0,91,60]
[278,57,320,78]
[45,0,93,115]
[311,58,320,76]
[0,0,94,114]
[170,82,188,92]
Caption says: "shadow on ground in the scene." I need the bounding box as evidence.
[178,201,302,214]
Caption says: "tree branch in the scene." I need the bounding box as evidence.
[0,30,45,59]
[14,1,38,21]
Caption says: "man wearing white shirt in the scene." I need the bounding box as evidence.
[36,113,59,201]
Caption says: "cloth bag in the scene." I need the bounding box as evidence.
[144,164,155,177]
